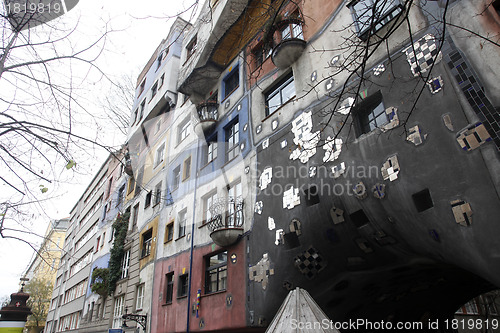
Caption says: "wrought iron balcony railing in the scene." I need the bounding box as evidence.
[207,197,244,247]
[193,100,219,136]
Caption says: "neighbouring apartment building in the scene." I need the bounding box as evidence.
[46,0,500,332]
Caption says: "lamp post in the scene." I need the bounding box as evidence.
[121,307,147,332]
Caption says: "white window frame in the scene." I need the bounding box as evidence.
[154,142,165,168]
[121,249,131,279]
[113,295,124,328]
[136,284,145,310]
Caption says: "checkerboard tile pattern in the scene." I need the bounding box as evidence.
[294,247,326,279]
[403,34,442,77]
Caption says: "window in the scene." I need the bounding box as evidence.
[156,52,163,70]
[204,135,218,165]
[141,229,153,258]
[203,191,217,224]
[349,209,370,228]
[113,296,124,328]
[265,72,295,116]
[178,273,189,297]
[138,80,146,96]
[165,273,174,303]
[165,221,174,243]
[186,35,197,61]
[95,236,100,253]
[145,190,152,208]
[205,251,227,294]
[172,166,181,189]
[154,142,165,168]
[352,91,387,137]
[412,189,433,212]
[159,73,165,88]
[151,81,158,100]
[127,177,135,195]
[178,209,187,238]
[131,108,138,126]
[154,181,162,206]
[178,118,190,143]
[252,43,270,69]
[116,185,125,207]
[139,100,146,121]
[227,181,242,227]
[281,21,303,40]
[155,119,162,135]
[121,249,130,279]
[101,232,105,247]
[222,66,239,100]
[132,203,139,229]
[225,119,240,161]
[349,0,403,39]
[136,284,145,310]
[182,156,191,181]
[304,185,320,206]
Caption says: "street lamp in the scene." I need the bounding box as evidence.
[121,307,147,332]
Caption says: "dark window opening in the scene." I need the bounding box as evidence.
[304,185,320,206]
[141,229,153,258]
[165,273,174,303]
[349,0,404,39]
[205,251,227,294]
[223,66,239,99]
[186,36,197,61]
[349,209,370,228]
[265,72,295,116]
[144,190,152,208]
[352,90,386,137]
[165,222,174,243]
[178,273,189,297]
[283,232,300,249]
[412,188,433,212]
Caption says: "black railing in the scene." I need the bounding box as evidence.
[196,100,219,123]
[207,197,244,232]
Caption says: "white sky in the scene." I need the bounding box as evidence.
[0,0,196,300]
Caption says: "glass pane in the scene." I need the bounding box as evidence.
[292,24,303,39]
[374,111,388,127]
[281,79,295,104]
[267,93,281,114]
[281,25,291,40]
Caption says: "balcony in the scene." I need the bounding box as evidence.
[193,100,219,136]
[269,18,306,69]
[207,197,244,247]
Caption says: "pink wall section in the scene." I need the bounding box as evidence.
[152,239,247,332]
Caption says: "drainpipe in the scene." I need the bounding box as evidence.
[186,139,201,333]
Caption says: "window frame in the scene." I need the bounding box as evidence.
[264,71,295,117]
[177,209,187,239]
[225,118,240,162]
[165,221,174,243]
[136,284,145,310]
[178,118,190,144]
[178,273,189,298]
[222,65,240,100]
[186,35,197,62]
[172,165,181,189]
[204,251,228,294]
[182,156,191,181]
[352,90,387,137]
[121,249,131,279]
[153,181,162,206]
[348,0,404,39]
[154,142,165,168]
[151,81,158,100]
[112,295,124,328]
[141,229,153,258]
[202,190,217,225]
[165,272,174,304]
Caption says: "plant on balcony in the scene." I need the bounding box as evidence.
[90,268,110,299]
[107,211,130,295]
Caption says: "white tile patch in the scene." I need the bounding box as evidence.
[406,125,427,146]
[262,138,269,149]
[268,217,275,231]
[309,166,317,178]
[255,201,263,214]
[283,187,300,210]
[380,107,399,132]
[373,63,386,76]
[337,97,354,115]
[275,229,284,245]
[259,167,273,190]
[280,139,288,149]
[331,162,346,178]
[323,136,343,163]
[381,156,400,182]
[272,120,279,130]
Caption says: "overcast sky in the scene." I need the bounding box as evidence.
[0,0,195,299]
